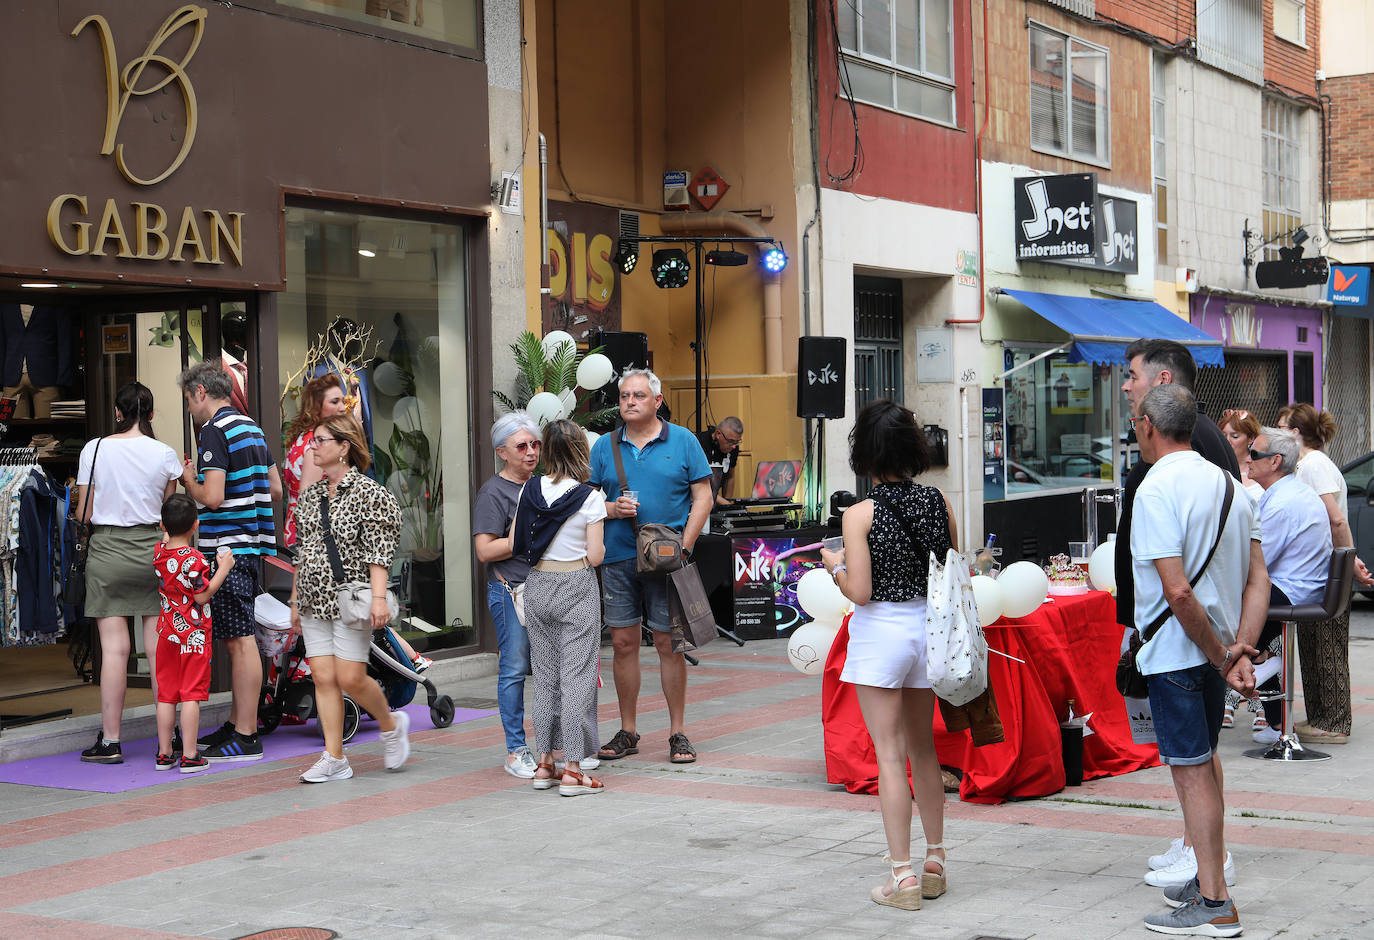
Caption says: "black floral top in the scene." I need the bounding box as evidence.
[866,481,951,602]
[293,468,403,620]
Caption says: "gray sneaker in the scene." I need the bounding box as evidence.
[1144,896,1241,937]
[1163,877,1203,909]
[381,710,411,771]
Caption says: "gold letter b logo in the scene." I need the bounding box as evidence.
[73,5,207,187]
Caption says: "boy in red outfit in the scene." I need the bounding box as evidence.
[154,494,233,774]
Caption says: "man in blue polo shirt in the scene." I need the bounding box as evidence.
[178,361,282,763]
[589,369,713,765]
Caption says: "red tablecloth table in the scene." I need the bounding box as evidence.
[822,590,1160,804]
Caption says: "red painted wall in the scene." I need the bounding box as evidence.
[815,0,976,212]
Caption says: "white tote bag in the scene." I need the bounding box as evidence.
[925,549,989,706]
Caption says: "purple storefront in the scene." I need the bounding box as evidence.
[1188,292,1324,421]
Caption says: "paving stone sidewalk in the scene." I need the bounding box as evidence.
[4,617,1374,939]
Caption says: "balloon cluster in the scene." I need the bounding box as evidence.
[525,331,617,427]
[970,540,1118,626]
[787,567,851,676]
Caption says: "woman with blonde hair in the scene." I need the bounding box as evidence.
[1219,408,1264,502]
[513,419,607,796]
[1276,403,1373,743]
[288,412,409,782]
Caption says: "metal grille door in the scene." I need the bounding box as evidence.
[1195,350,1289,425]
[854,275,903,410]
[1326,315,1372,466]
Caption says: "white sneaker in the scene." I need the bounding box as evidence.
[1144,847,1236,887]
[1253,726,1281,746]
[381,710,411,771]
[1149,837,1186,871]
[505,746,537,779]
[555,756,601,772]
[300,752,353,784]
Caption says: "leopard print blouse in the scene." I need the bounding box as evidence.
[293,468,403,621]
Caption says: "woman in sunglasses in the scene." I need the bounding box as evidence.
[1219,408,1264,504]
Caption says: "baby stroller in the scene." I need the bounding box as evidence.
[254,593,456,744]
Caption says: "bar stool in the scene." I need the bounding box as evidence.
[1245,546,1357,762]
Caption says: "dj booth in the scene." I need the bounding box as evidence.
[696,521,836,640]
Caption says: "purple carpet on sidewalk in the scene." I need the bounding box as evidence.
[0,703,495,794]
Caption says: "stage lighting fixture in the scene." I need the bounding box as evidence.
[651,248,691,288]
[705,248,749,267]
[612,239,639,275]
[760,243,788,274]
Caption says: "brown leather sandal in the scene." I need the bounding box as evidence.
[531,761,559,791]
[558,769,605,797]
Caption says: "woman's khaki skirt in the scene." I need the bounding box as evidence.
[84,524,162,618]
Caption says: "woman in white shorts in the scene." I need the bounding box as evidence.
[821,399,958,911]
[288,413,409,783]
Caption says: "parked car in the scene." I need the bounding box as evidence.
[1341,451,1374,595]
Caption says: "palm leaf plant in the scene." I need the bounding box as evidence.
[492,330,620,428]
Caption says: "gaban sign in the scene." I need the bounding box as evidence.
[1014,173,1096,262]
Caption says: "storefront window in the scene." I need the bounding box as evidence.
[276,0,478,50]
[1002,347,1118,497]
[280,205,474,650]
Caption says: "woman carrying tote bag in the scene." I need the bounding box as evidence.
[76,382,182,765]
[288,413,408,783]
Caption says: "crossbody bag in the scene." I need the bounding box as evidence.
[1115,474,1235,698]
[611,434,684,577]
[320,491,398,630]
[64,436,104,608]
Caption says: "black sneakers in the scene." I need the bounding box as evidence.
[202,731,264,763]
[197,721,235,750]
[80,733,123,764]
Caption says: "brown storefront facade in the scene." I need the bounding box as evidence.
[0,0,506,730]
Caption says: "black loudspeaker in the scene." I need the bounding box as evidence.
[797,336,847,418]
[589,330,649,416]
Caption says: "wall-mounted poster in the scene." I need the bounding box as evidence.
[983,388,1005,501]
[1049,358,1093,415]
[101,324,131,355]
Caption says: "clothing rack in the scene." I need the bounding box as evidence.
[0,445,39,466]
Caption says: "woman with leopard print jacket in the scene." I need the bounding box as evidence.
[288,413,409,783]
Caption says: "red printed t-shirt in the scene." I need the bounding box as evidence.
[156,543,211,635]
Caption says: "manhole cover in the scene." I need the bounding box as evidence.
[232,929,338,940]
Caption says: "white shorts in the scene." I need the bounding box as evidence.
[839,597,931,689]
[300,612,372,664]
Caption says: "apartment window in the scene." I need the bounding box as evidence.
[835,0,956,125]
[1029,24,1109,164]
[274,0,479,50]
[1261,97,1302,260]
[1152,54,1168,265]
[1274,0,1306,45]
[1197,0,1263,84]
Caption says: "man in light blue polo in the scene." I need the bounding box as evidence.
[589,368,712,765]
[1131,384,1269,936]
[1247,427,1333,743]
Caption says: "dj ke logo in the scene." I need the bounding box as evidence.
[73,5,207,186]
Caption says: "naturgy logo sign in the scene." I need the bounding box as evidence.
[45,5,245,267]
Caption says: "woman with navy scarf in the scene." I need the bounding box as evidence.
[511,419,607,796]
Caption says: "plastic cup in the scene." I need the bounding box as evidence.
[623,490,639,504]
[822,536,844,552]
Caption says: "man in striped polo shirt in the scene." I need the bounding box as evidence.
[178,361,282,762]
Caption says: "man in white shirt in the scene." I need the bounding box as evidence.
[1131,385,1269,937]
[1247,428,1333,741]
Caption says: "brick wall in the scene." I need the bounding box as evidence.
[981,0,1152,192]
[1264,0,1319,96]
[1329,72,1374,201]
[1094,0,1191,44]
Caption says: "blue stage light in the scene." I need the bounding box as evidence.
[760,244,788,273]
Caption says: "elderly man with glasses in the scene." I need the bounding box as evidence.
[1246,427,1334,743]
[695,417,744,508]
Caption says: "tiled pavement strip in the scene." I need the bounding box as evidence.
[4,611,1374,939]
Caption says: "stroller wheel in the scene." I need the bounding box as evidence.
[430,694,456,729]
[341,695,362,744]
[257,689,282,737]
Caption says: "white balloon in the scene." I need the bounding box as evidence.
[558,388,577,418]
[999,560,1049,618]
[391,396,432,432]
[526,391,563,426]
[583,428,600,451]
[576,353,615,389]
[1088,542,1117,593]
[787,620,840,676]
[542,330,575,361]
[970,575,1005,628]
[795,567,850,624]
[372,361,407,397]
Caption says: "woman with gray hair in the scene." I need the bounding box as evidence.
[472,411,546,777]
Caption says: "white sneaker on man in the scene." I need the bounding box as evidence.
[381,710,411,771]
[505,745,537,779]
[300,752,353,784]
[1149,837,1186,871]
[1144,846,1236,887]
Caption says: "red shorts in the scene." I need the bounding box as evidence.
[155,627,212,704]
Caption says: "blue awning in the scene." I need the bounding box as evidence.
[1000,289,1225,367]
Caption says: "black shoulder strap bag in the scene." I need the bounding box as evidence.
[63,436,104,608]
[1116,475,1236,699]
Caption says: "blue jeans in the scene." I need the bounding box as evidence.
[487,580,531,751]
[1147,663,1226,766]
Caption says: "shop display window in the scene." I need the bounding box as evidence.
[274,0,478,52]
[1001,346,1120,498]
[280,205,474,652]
